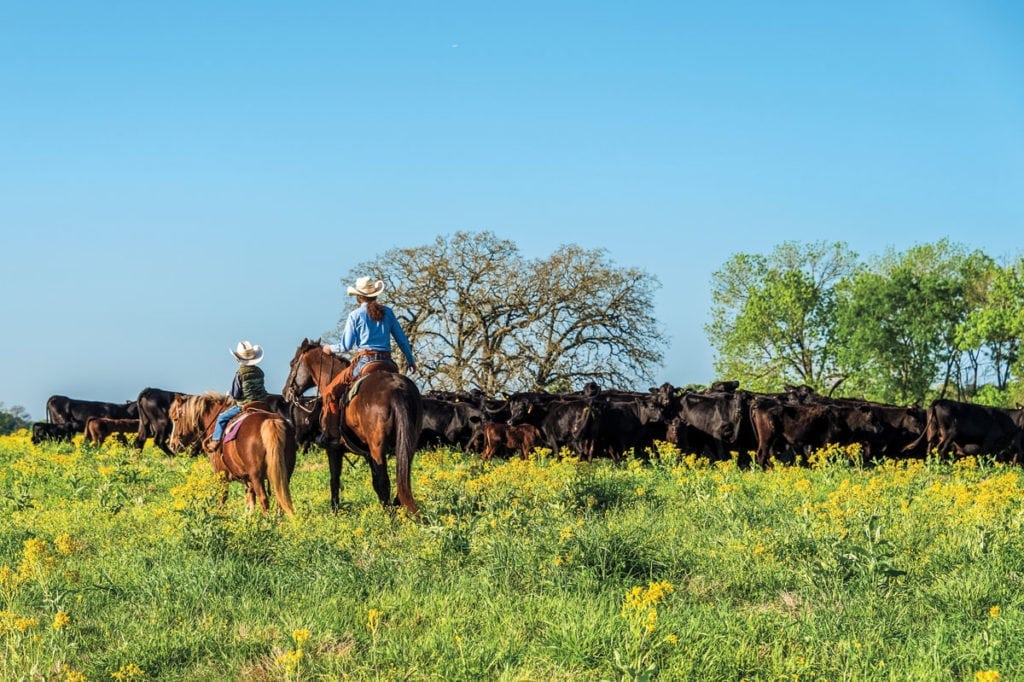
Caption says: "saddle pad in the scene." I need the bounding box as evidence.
[347,375,370,402]
[224,411,258,443]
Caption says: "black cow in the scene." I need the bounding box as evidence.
[419,398,487,451]
[503,392,591,456]
[667,389,754,463]
[134,388,187,456]
[46,395,138,433]
[289,396,322,454]
[31,422,78,444]
[751,398,881,468]
[590,385,676,460]
[904,399,1024,463]
[264,394,293,423]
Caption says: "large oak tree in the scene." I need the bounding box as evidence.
[335,231,667,393]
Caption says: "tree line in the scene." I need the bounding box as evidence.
[331,233,1021,406]
[336,233,1021,409]
[707,239,1023,406]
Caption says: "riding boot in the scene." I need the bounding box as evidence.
[208,438,222,455]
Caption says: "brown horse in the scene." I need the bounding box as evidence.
[283,338,422,515]
[168,392,297,516]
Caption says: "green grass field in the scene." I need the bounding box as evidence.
[0,432,1019,681]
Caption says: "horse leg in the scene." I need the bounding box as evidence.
[367,454,393,507]
[243,480,258,512]
[253,477,271,513]
[326,443,344,512]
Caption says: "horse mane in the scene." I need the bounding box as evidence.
[181,392,231,434]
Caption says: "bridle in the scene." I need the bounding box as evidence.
[289,346,341,414]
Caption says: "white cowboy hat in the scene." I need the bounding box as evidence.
[230,340,264,365]
[347,276,385,298]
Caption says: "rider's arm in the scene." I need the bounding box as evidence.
[387,308,416,366]
[229,372,243,399]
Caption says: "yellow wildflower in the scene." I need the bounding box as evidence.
[975,672,1000,682]
[110,662,146,680]
[53,611,71,629]
[367,608,383,632]
[15,616,39,632]
[989,605,1001,619]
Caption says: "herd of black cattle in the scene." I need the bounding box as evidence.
[28,378,1024,468]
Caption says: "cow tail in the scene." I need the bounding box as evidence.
[261,419,295,516]
[902,405,934,456]
[136,407,150,450]
[393,382,421,516]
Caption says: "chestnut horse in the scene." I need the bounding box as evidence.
[283,338,422,515]
[169,392,297,516]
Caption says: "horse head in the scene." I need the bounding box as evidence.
[283,337,351,401]
[169,392,225,454]
[167,394,192,454]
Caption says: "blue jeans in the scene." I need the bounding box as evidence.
[212,405,241,441]
[351,355,373,378]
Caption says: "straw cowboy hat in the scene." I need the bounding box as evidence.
[347,276,385,298]
[230,340,264,366]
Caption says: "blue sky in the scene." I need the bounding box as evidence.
[1,1,1022,419]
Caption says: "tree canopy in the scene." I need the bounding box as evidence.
[335,231,667,393]
[0,403,31,435]
[706,241,857,393]
[708,239,1022,406]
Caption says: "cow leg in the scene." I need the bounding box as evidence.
[935,431,957,462]
[155,426,175,457]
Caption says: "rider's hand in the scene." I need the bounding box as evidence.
[322,345,332,355]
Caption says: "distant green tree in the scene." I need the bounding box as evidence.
[834,239,992,405]
[956,258,1024,393]
[706,241,858,393]
[0,403,31,435]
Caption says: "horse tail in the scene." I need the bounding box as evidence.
[393,379,422,516]
[262,418,295,516]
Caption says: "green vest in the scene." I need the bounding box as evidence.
[237,365,268,405]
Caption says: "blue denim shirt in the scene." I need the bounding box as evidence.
[329,303,415,366]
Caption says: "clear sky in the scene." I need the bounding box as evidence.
[2,1,1022,419]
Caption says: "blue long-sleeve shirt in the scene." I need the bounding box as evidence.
[329,303,415,366]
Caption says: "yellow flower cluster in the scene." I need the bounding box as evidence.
[52,611,70,630]
[18,538,56,581]
[169,461,229,512]
[110,662,146,680]
[621,580,674,634]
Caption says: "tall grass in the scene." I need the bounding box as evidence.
[0,432,1020,680]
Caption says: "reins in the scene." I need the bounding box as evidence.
[289,346,325,414]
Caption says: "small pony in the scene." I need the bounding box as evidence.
[169,392,297,516]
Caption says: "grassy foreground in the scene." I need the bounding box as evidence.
[0,432,1021,681]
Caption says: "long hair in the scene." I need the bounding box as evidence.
[360,296,386,322]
